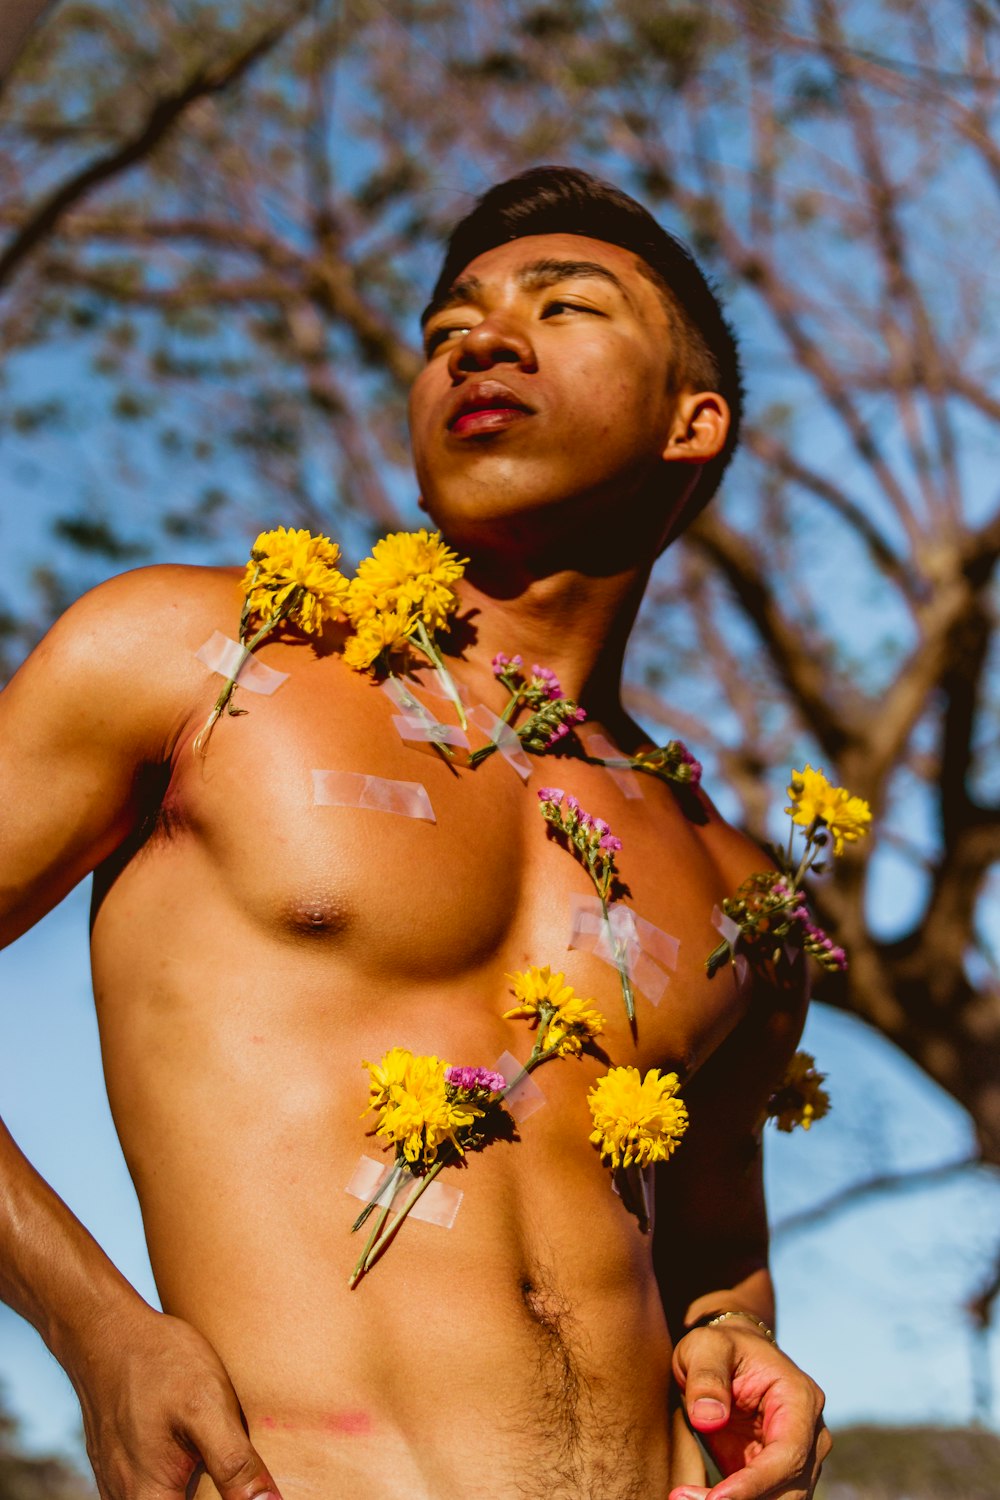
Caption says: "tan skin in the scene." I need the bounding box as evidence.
[0,233,830,1500]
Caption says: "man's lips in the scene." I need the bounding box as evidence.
[447,381,533,436]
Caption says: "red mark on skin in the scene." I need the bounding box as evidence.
[251,1035,265,1044]
[324,1410,372,1436]
[260,1416,277,1430]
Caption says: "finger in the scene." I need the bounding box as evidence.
[189,1410,282,1500]
[673,1329,735,1431]
[701,1421,824,1500]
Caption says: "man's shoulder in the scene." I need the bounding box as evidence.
[4,563,246,758]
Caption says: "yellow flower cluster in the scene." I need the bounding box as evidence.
[344,528,467,672]
[242,526,349,636]
[786,764,872,857]
[503,966,605,1058]
[587,1065,688,1170]
[362,1047,482,1165]
[768,1050,831,1133]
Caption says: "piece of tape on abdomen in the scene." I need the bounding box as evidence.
[568,895,678,1005]
[345,1156,462,1229]
[468,704,532,781]
[494,1049,546,1122]
[195,631,289,694]
[711,905,750,990]
[312,769,435,823]
[581,731,643,799]
[380,678,470,752]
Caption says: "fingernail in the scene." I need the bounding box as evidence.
[691,1397,727,1423]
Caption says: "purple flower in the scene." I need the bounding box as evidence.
[537,786,564,804]
[572,705,588,723]
[531,663,564,700]
[492,651,523,677]
[446,1065,507,1093]
[599,833,623,852]
[565,794,580,811]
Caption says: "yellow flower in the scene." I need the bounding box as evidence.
[768,1051,831,1133]
[503,966,605,1058]
[342,605,417,673]
[243,526,349,635]
[347,528,467,632]
[361,1049,482,1166]
[785,764,872,856]
[588,1065,688,1169]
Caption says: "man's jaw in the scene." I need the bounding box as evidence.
[446,379,534,439]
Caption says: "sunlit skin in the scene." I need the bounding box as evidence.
[0,233,830,1500]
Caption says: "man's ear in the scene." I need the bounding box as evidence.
[661,392,730,465]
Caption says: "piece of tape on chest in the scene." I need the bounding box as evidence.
[467,703,533,780]
[345,1155,462,1229]
[312,769,435,822]
[568,895,679,1005]
[195,631,289,694]
[379,677,470,751]
[580,730,644,800]
[493,1049,546,1122]
[711,905,751,990]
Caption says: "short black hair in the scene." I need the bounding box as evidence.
[425,165,743,525]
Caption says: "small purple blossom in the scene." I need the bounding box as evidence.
[531,663,564,700]
[537,786,565,804]
[446,1065,507,1093]
[492,651,523,677]
[599,833,623,852]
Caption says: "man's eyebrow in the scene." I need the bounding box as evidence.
[420,258,634,328]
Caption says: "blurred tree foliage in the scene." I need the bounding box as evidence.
[0,1387,93,1499]
[1,0,999,1308]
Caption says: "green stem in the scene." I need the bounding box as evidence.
[351,1155,451,1285]
[348,1191,396,1289]
[351,1159,406,1234]
[193,605,286,755]
[411,619,468,729]
[599,891,635,1025]
[386,669,455,765]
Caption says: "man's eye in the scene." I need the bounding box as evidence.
[424,325,469,355]
[540,299,600,318]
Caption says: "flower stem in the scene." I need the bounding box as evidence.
[348,1193,395,1289]
[411,618,468,729]
[350,1160,406,1234]
[351,1156,451,1285]
[386,670,455,765]
[600,894,635,1024]
[193,606,285,755]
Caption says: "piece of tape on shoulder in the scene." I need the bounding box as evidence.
[345,1156,462,1229]
[568,895,678,1005]
[468,704,533,781]
[581,731,643,800]
[611,1163,655,1229]
[312,769,435,823]
[195,631,289,695]
[494,1049,546,1122]
[380,678,470,752]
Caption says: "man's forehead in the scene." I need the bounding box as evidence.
[422,232,658,325]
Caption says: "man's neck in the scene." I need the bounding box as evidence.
[446,552,651,726]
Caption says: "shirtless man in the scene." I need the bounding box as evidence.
[0,167,830,1500]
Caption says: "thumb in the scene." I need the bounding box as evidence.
[189,1409,282,1500]
[673,1329,735,1432]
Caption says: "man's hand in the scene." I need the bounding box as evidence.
[668,1322,830,1500]
[71,1305,282,1500]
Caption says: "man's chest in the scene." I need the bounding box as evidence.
[147,658,745,1075]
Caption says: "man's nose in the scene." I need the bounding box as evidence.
[448,315,537,377]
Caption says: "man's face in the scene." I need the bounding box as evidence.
[408,233,692,556]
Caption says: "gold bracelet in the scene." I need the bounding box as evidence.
[687,1308,777,1345]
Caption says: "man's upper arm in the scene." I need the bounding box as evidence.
[0,565,206,946]
[652,958,810,1330]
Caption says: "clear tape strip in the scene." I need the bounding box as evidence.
[581,731,643,800]
[712,905,742,949]
[312,769,435,822]
[380,679,470,751]
[403,672,472,707]
[568,895,678,1005]
[195,631,289,695]
[468,704,532,781]
[494,1050,546,1122]
[345,1156,462,1229]
[611,1163,655,1229]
